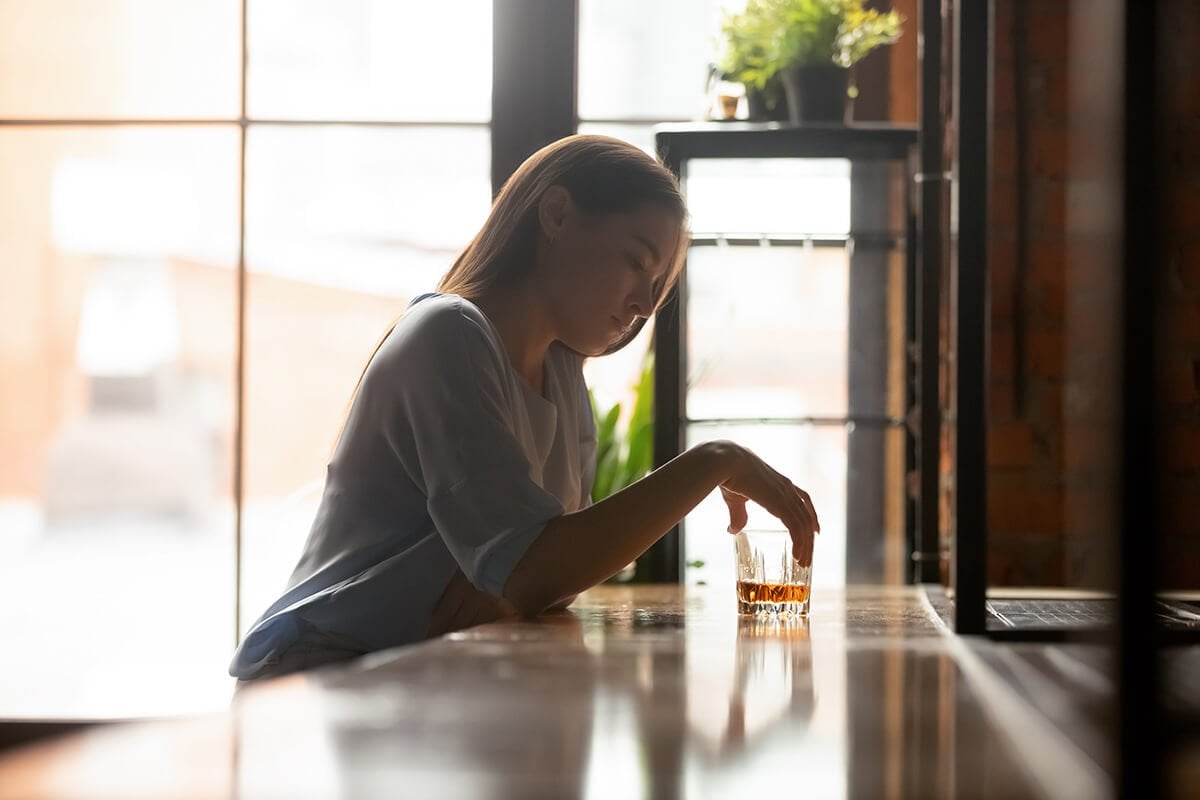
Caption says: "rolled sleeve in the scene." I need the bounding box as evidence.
[428,467,564,596]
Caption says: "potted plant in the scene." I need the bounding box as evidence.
[773,0,903,123]
[715,0,789,121]
[717,0,903,124]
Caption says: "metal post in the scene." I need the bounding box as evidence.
[952,0,990,634]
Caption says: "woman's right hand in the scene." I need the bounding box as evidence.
[505,437,822,617]
[707,440,821,566]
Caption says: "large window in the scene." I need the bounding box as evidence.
[0,0,492,714]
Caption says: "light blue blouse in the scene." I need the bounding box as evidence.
[229,293,596,679]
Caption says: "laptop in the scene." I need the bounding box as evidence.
[982,589,1200,643]
[925,581,1200,643]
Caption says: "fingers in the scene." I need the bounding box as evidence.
[791,529,814,567]
[756,479,816,567]
[778,482,819,566]
[720,485,749,534]
[795,486,821,534]
[715,443,819,565]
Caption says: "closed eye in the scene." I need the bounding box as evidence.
[627,254,647,272]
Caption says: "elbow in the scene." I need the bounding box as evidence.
[505,588,550,619]
[502,569,551,618]
[548,593,579,611]
[504,578,577,617]
[504,571,584,618]
[501,516,580,617]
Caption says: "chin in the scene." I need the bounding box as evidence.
[581,340,613,358]
[560,325,620,357]
[556,334,606,357]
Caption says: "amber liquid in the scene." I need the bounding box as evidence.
[737,581,810,605]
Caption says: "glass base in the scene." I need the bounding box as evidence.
[738,599,810,617]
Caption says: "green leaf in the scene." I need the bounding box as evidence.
[623,424,653,486]
[629,350,654,430]
[592,439,621,504]
[589,343,656,502]
[592,397,621,468]
[717,0,902,77]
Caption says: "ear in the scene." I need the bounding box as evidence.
[537,185,572,244]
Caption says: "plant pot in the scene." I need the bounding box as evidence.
[779,65,849,124]
[744,79,789,122]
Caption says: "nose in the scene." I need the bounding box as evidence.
[628,279,653,319]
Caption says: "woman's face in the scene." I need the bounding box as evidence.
[541,195,682,357]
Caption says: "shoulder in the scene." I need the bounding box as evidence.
[365,294,507,388]
[399,293,494,344]
[385,294,501,360]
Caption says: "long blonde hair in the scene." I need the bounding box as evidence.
[437,134,689,353]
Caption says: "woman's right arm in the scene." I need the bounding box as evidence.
[502,440,820,617]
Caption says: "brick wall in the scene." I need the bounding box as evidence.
[988,0,1074,585]
[1159,0,1200,587]
[985,0,1200,588]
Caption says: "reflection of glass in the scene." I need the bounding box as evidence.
[735,528,813,616]
[723,615,814,753]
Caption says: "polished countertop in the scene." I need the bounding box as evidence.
[0,585,1126,799]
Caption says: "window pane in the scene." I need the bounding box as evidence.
[244,125,490,294]
[0,127,240,715]
[687,245,849,420]
[683,424,848,591]
[685,159,852,235]
[578,0,728,120]
[241,125,491,632]
[576,123,657,156]
[0,1,240,119]
[248,0,492,121]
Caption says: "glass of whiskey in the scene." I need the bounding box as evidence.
[734,527,812,616]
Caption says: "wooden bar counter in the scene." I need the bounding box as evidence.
[0,585,1119,799]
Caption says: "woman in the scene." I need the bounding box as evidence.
[230,135,820,681]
